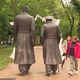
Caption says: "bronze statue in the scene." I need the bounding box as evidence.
[14,6,35,76]
[41,16,62,76]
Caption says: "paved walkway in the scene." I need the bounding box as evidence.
[0,46,80,80]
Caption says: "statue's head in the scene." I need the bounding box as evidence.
[22,6,29,13]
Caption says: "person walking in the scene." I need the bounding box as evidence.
[67,36,80,75]
[61,36,72,68]
[14,6,35,76]
[41,16,62,76]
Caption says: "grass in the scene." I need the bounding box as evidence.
[0,46,13,69]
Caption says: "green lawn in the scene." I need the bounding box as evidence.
[0,46,13,69]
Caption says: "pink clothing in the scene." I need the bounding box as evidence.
[67,41,80,59]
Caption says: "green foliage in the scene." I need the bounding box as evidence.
[60,18,70,39]
[71,0,80,38]
[0,10,12,41]
[71,0,80,14]
[77,23,80,39]
[0,0,80,42]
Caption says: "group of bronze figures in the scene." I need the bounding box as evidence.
[14,6,62,76]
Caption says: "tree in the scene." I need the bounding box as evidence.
[0,0,14,45]
[61,0,78,36]
[71,0,80,39]
[0,0,79,45]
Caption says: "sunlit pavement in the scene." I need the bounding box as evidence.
[0,46,80,80]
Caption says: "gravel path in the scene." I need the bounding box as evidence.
[0,46,80,80]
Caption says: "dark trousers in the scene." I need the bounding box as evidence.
[19,64,31,73]
[61,59,65,68]
[45,65,57,73]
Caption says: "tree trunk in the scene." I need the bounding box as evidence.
[61,0,75,36]
[69,16,74,36]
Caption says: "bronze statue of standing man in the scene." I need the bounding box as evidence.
[14,6,35,76]
[41,16,62,76]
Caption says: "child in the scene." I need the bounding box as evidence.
[61,36,72,68]
[67,36,80,75]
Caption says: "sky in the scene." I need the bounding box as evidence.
[62,0,71,4]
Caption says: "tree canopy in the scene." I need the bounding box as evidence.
[0,0,80,44]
